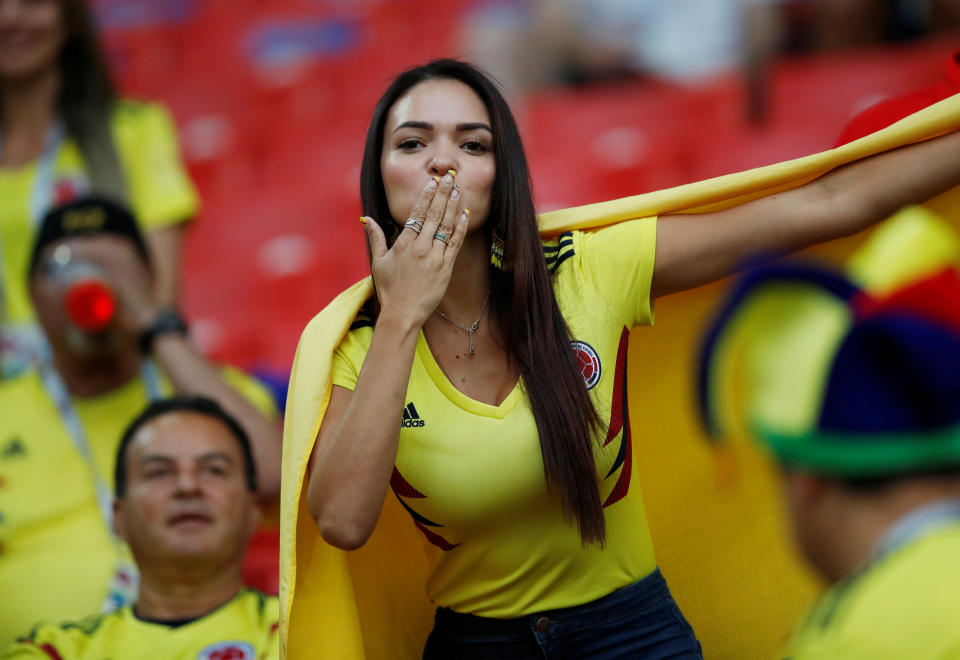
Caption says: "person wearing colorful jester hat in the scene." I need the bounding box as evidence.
[699,262,960,659]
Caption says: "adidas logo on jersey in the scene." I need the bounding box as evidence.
[401,402,426,428]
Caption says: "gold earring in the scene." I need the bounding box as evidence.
[490,230,505,270]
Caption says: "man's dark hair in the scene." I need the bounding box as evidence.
[839,465,960,493]
[29,197,151,276]
[115,396,258,497]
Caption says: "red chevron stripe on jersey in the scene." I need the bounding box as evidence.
[414,521,460,551]
[390,466,426,498]
[603,328,630,447]
[603,327,633,508]
[391,466,460,551]
[27,642,63,660]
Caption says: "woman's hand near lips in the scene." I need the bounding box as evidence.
[309,169,468,550]
[362,169,469,332]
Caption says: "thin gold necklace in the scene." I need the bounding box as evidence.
[434,290,491,357]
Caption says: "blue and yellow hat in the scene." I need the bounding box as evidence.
[698,263,960,478]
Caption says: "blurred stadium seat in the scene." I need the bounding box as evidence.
[243,527,281,594]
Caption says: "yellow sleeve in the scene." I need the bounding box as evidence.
[263,632,282,660]
[0,642,48,659]
[577,216,658,327]
[330,326,371,391]
[0,623,81,660]
[112,101,200,230]
[218,366,280,420]
[0,640,47,659]
[262,595,282,660]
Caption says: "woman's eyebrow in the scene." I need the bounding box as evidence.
[393,121,432,133]
[392,121,492,133]
[456,122,492,133]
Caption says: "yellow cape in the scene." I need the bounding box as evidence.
[280,93,960,660]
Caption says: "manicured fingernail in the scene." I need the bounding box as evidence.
[359,216,367,225]
[442,171,454,184]
[429,176,440,188]
[447,169,457,177]
[451,185,460,199]
[462,209,470,219]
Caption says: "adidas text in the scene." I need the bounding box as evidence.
[401,402,426,428]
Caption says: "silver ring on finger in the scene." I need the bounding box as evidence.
[432,231,449,245]
[404,218,423,234]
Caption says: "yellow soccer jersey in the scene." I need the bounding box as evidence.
[0,366,276,647]
[0,100,199,325]
[330,217,659,617]
[2,588,279,660]
[782,522,960,659]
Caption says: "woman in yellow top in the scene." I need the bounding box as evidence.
[301,59,960,658]
[0,0,198,376]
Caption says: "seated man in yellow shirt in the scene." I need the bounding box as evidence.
[2,396,280,659]
[0,198,281,645]
[699,263,960,659]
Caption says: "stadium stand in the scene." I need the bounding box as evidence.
[86,1,958,376]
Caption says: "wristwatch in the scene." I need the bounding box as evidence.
[138,308,189,354]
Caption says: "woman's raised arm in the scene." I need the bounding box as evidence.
[652,128,960,298]
[306,174,468,550]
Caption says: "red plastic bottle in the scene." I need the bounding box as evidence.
[53,259,116,332]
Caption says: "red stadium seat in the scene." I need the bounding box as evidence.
[182,183,367,369]
[243,527,280,595]
[524,81,714,208]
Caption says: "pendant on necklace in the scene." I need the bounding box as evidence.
[434,290,490,358]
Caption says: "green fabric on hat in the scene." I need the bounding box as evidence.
[756,421,960,477]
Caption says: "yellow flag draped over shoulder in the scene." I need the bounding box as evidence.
[280,94,960,660]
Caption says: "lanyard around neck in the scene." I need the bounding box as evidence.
[870,498,960,563]
[799,497,960,635]
[0,120,66,226]
[37,348,162,538]
[0,122,66,332]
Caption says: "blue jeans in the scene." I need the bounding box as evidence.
[422,569,704,659]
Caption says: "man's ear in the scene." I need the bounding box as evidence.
[113,499,127,542]
[246,499,263,538]
[783,469,830,513]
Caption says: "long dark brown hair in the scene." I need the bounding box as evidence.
[59,0,127,201]
[0,0,127,201]
[360,59,606,544]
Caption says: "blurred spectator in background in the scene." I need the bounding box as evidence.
[836,48,960,146]
[0,0,198,378]
[812,0,960,50]
[2,396,280,660]
[700,263,960,658]
[0,198,279,646]
[467,0,786,120]
[835,46,960,323]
